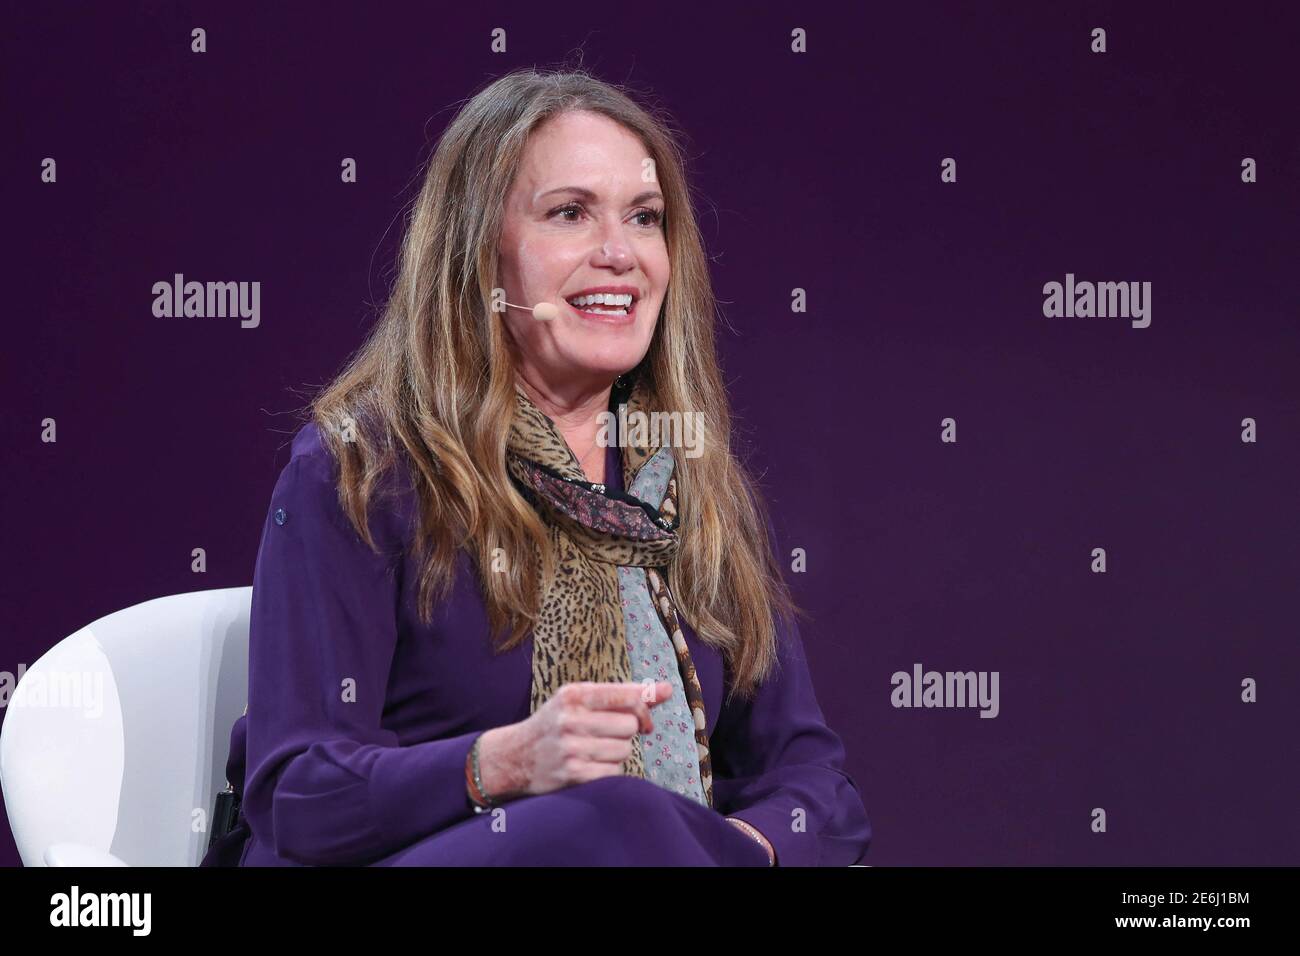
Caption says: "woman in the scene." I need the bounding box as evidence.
[205,68,871,867]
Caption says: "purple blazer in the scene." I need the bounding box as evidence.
[218,416,871,867]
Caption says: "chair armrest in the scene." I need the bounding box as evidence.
[44,842,130,867]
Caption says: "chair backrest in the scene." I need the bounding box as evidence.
[0,587,251,866]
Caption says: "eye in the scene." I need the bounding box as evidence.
[634,207,665,228]
[551,202,583,222]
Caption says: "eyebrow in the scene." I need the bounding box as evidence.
[535,186,664,206]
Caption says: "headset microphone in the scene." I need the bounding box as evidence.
[502,300,560,321]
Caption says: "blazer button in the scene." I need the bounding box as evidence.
[274,508,287,525]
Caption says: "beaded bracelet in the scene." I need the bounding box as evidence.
[465,734,496,813]
[726,817,775,866]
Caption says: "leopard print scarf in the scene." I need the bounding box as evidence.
[505,379,714,808]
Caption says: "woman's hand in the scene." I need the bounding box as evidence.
[476,680,673,799]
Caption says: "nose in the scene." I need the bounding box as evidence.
[595,227,634,270]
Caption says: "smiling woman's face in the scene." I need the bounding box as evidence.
[497,110,669,395]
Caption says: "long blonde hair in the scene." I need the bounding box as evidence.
[307,68,796,699]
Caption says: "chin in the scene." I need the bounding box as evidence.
[562,348,649,380]
[571,363,638,383]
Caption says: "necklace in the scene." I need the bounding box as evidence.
[571,430,607,485]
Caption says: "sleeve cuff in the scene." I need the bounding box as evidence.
[368,730,483,852]
[726,803,821,868]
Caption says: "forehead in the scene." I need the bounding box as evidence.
[514,110,650,201]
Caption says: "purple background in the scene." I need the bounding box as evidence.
[3,2,1298,867]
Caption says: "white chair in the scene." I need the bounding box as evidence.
[0,587,252,866]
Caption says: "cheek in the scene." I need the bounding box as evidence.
[515,237,570,302]
[503,304,560,363]
[646,238,670,281]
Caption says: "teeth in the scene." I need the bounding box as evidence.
[567,292,633,308]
